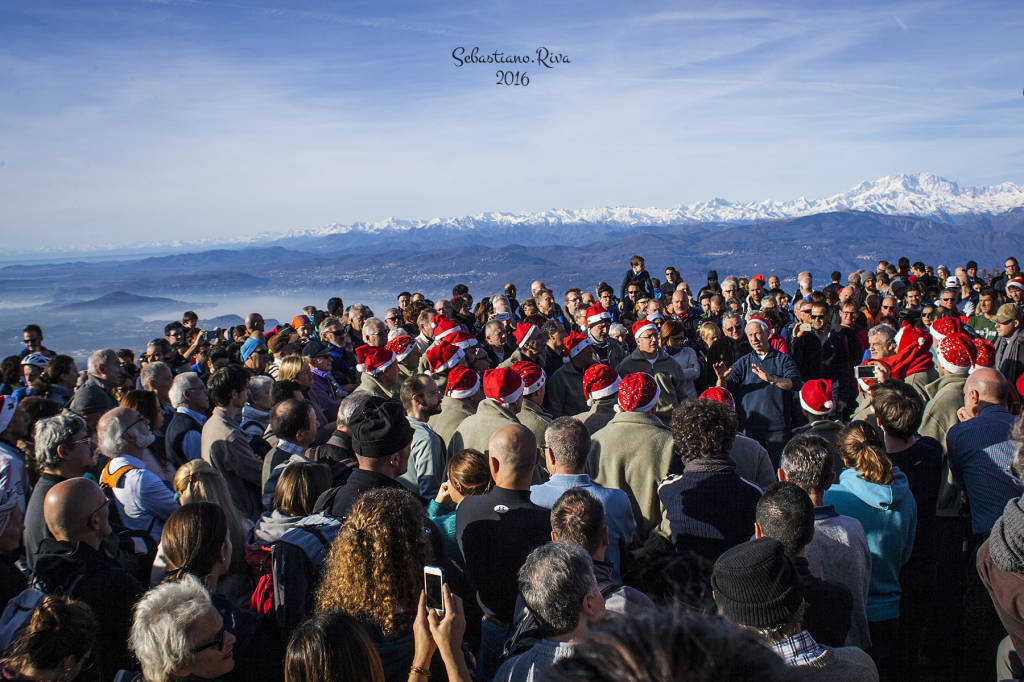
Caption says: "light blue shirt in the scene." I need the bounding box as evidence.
[531,473,635,580]
[105,454,180,543]
[177,407,208,462]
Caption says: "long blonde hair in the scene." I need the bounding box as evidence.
[172,460,248,571]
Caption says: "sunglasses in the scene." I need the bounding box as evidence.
[193,626,229,654]
[810,315,826,320]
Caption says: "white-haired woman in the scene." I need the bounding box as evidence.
[128,573,236,682]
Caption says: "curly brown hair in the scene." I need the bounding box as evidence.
[671,399,736,462]
[314,487,428,635]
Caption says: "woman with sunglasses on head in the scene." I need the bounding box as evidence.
[157,502,282,682]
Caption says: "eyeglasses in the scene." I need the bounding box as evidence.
[125,415,149,433]
[810,314,826,320]
[385,316,400,322]
[71,436,92,447]
[940,297,954,303]
[881,304,895,310]
[193,626,228,654]
[89,497,109,518]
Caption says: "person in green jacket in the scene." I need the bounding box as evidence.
[425,448,493,567]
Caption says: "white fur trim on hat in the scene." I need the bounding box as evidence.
[495,385,523,408]
[447,375,480,400]
[588,376,620,402]
[633,322,657,338]
[567,336,592,359]
[587,310,611,326]
[799,392,834,416]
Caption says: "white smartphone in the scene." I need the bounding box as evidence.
[424,565,445,616]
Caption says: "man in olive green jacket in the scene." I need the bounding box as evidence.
[587,372,674,538]
[615,319,687,424]
[447,367,524,457]
[428,367,480,450]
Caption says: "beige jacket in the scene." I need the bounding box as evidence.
[447,399,521,457]
[588,410,674,537]
[201,406,264,520]
[428,396,476,450]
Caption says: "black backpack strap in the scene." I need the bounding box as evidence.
[598,578,621,600]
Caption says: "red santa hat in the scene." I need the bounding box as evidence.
[800,379,835,416]
[631,319,657,340]
[878,325,934,380]
[616,372,660,413]
[355,345,396,375]
[512,361,546,395]
[563,331,592,362]
[426,341,465,375]
[585,304,612,328]
[0,395,18,434]
[970,337,995,373]
[482,367,524,407]
[445,366,481,399]
[699,387,735,412]
[448,330,478,350]
[513,322,539,348]
[582,364,620,403]
[937,334,974,375]
[384,335,415,361]
[432,315,459,341]
[929,316,963,343]
[747,314,770,332]
[1008,277,1024,292]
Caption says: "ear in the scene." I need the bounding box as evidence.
[550,530,557,543]
[753,522,764,539]
[777,468,787,482]
[489,456,500,477]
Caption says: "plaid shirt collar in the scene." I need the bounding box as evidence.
[770,630,826,667]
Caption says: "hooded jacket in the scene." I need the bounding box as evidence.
[824,467,917,622]
[33,538,143,679]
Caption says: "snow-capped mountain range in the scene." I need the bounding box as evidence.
[285,171,1024,238]
[17,172,1024,258]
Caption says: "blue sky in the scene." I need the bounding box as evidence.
[0,0,1021,252]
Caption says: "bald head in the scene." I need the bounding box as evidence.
[965,368,1009,406]
[488,424,538,474]
[44,478,107,546]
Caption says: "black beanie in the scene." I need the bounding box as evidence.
[711,538,803,629]
[349,397,414,458]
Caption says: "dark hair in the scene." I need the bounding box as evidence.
[1,356,20,385]
[327,297,344,315]
[7,596,97,673]
[23,324,43,337]
[545,417,591,471]
[551,487,605,555]
[871,380,924,440]
[452,283,469,298]
[548,608,795,682]
[271,380,303,406]
[780,434,834,493]
[285,610,385,682]
[274,461,332,517]
[838,421,893,485]
[399,374,434,413]
[120,389,160,425]
[164,321,184,337]
[161,502,228,583]
[756,482,815,558]
[671,399,736,461]
[42,354,77,386]
[207,364,249,407]
[596,282,614,297]
[630,255,645,267]
[542,320,563,339]
[271,398,315,441]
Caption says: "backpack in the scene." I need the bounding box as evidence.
[97,460,160,579]
[501,578,621,660]
[249,516,341,635]
[0,574,87,651]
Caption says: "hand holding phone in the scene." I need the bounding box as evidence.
[424,565,445,616]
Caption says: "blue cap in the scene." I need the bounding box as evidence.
[240,337,263,362]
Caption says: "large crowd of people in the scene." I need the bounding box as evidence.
[0,253,1023,681]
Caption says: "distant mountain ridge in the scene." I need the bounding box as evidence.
[11,172,1024,259]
